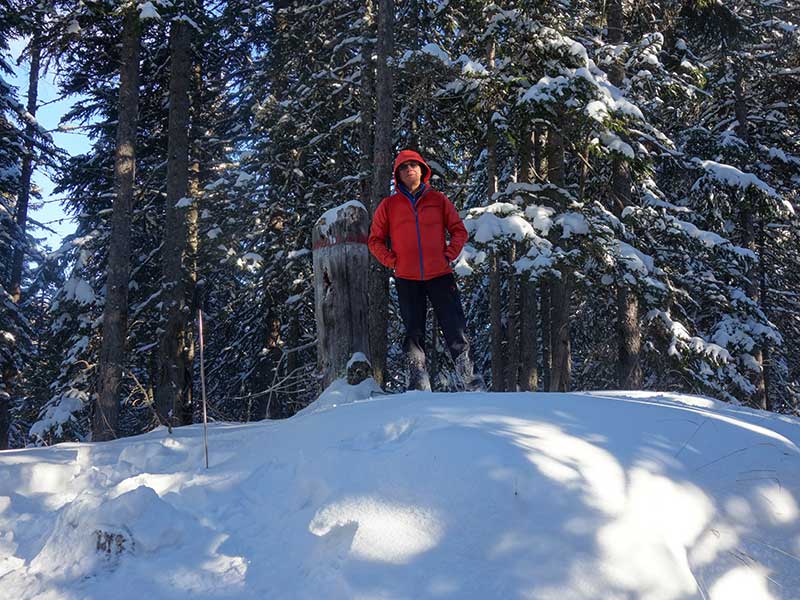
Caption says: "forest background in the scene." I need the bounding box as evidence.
[0,0,798,448]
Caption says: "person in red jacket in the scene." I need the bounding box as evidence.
[368,149,481,391]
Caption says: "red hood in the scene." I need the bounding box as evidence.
[393,149,432,191]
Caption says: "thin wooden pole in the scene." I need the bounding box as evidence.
[198,308,209,469]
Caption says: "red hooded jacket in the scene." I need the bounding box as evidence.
[368,150,468,281]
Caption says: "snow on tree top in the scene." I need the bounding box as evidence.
[585,100,610,122]
[173,15,202,33]
[63,277,96,305]
[672,218,757,260]
[137,2,162,20]
[617,241,655,275]
[420,43,451,64]
[694,160,780,199]
[599,130,635,159]
[464,203,537,245]
[519,61,644,127]
[647,309,732,362]
[555,212,590,239]
[457,55,488,76]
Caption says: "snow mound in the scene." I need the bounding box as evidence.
[28,485,195,579]
[1,390,799,599]
[301,376,383,414]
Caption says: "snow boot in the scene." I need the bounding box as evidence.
[454,351,485,392]
[406,354,432,392]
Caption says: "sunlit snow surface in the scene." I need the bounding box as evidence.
[1,383,799,599]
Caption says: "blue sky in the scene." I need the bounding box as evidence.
[9,37,91,250]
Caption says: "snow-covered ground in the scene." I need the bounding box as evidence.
[2,382,799,599]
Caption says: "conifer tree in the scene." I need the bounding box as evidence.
[1,1,58,448]
[0,12,24,449]
[154,2,195,427]
[368,0,394,387]
[93,3,141,441]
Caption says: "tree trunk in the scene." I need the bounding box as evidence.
[518,129,539,391]
[253,312,282,420]
[0,363,11,449]
[155,17,194,428]
[519,128,535,184]
[606,0,625,85]
[540,279,551,390]
[487,133,498,201]
[616,287,641,387]
[734,72,767,410]
[94,8,140,441]
[359,1,374,218]
[534,125,545,183]
[1,34,41,448]
[285,311,301,408]
[10,35,41,303]
[547,128,571,392]
[486,39,504,391]
[270,0,292,99]
[313,204,371,389]
[606,0,642,390]
[550,274,572,392]
[741,203,767,409]
[757,214,772,410]
[368,0,393,387]
[489,252,504,391]
[536,126,551,390]
[182,40,204,425]
[505,243,520,390]
[519,279,539,391]
[178,0,209,425]
[611,154,641,389]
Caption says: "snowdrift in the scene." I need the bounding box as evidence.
[1,383,799,599]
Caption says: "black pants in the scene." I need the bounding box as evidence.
[395,273,469,366]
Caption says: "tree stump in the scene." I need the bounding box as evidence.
[312,201,372,389]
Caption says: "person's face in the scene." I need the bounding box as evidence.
[398,161,422,190]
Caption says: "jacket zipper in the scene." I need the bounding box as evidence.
[408,189,428,279]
